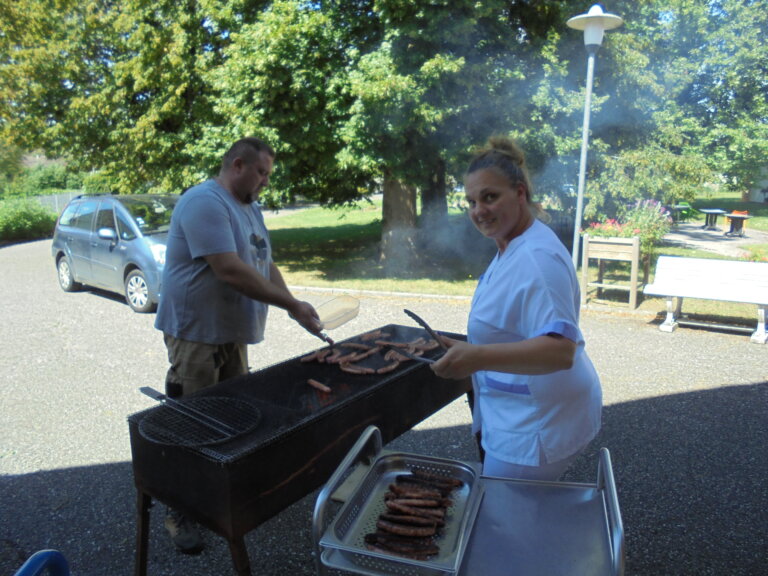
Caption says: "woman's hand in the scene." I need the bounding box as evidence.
[430,337,480,380]
[433,334,577,379]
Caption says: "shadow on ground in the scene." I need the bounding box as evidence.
[2,383,766,576]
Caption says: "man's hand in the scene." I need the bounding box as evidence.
[287,300,324,338]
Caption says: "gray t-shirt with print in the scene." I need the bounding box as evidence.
[155,179,271,344]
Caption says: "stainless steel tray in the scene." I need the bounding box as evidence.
[317,430,483,576]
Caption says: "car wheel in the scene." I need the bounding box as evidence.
[57,256,82,292]
[124,269,156,313]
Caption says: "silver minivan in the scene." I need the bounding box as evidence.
[51,194,178,313]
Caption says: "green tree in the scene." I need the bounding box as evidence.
[575,0,768,220]
[0,1,262,194]
[203,0,380,207]
[338,1,577,261]
[0,142,24,193]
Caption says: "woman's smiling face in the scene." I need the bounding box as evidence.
[464,167,532,250]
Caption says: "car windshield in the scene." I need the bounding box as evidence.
[121,196,177,235]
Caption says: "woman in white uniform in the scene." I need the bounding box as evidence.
[431,136,601,481]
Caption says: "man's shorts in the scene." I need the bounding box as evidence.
[162,334,249,398]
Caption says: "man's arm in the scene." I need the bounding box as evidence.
[203,252,322,335]
[268,261,290,293]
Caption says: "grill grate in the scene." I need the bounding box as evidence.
[139,397,261,447]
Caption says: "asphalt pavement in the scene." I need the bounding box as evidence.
[1,239,766,576]
[662,221,768,258]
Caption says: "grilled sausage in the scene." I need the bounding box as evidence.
[315,348,332,363]
[375,339,408,348]
[307,379,331,393]
[388,484,443,500]
[360,330,391,341]
[378,513,438,527]
[385,500,446,520]
[341,342,373,350]
[300,350,320,363]
[324,350,343,363]
[334,351,360,364]
[376,361,400,374]
[376,519,436,538]
[339,362,375,375]
[384,349,409,362]
[396,474,462,494]
[364,533,440,558]
[412,469,464,488]
[414,339,440,351]
[351,346,381,361]
[388,498,442,508]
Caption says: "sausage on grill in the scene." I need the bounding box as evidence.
[307,379,331,393]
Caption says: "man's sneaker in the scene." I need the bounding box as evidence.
[164,508,204,555]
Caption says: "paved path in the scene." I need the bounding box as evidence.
[663,222,768,258]
[1,240,766,576]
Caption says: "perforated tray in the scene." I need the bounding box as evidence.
[319,453,483,576]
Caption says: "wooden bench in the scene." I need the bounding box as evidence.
[643,256,768,343]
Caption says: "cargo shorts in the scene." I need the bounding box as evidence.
[162,334,249,398]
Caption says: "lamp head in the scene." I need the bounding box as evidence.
[567,4,624,48]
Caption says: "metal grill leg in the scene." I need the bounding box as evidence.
[135,491,151,576]
[228,538,252,576]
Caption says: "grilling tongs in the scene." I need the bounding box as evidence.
[403,309,449,351]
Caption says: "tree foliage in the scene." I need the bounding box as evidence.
[579,0,768,218]
[0,0,766,231]
[203,0,381,207]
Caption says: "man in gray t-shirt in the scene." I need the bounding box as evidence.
[154,137,324,553]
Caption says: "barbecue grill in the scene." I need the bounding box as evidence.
[128,324,472,576]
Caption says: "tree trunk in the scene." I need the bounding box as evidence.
[419,160,450,254]
[420,159,448,230]
[380,172,418,270]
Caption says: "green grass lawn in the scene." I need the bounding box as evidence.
[265,194,768,326]
[265,200,483,296]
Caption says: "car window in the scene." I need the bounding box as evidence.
[58,203,80,227]
[121,196,176,235]
[70,200,99,232]
[116,211,137,241]
[95,204,116,231]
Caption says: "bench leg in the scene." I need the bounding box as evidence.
[659,297,679,332]
[750,305,767,344]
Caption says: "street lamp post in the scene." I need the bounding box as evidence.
[567,4,624,268]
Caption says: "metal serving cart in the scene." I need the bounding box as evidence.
[314,426,624,576]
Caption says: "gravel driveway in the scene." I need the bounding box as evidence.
[1,240,766,576]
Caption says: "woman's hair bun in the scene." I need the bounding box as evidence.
[486,136,526,167]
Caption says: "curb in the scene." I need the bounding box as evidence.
[288,285,472,301]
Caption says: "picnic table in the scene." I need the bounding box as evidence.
[698,208,727,230]
[724,213,752,237]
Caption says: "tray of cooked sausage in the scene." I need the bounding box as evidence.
[319,452,484,576]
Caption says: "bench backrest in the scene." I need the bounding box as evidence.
[644,256,768,305]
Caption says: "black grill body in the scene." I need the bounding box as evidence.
[128,325,471,576]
